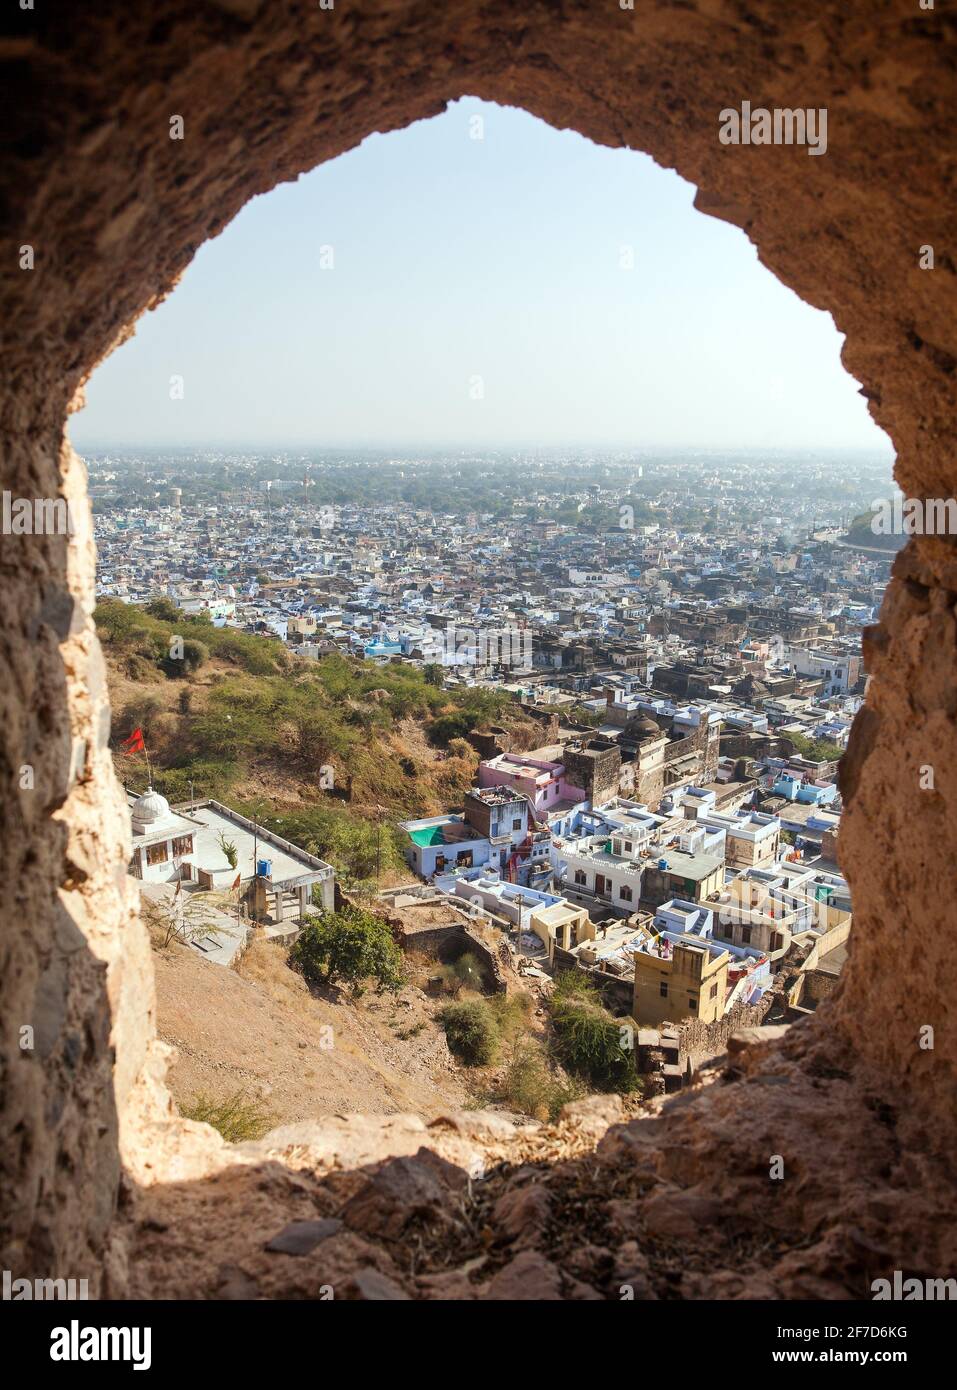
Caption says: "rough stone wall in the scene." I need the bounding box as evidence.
[563,742,622,808]
[801,970,840,1006]
[2,0,956,1286]
[401,921,509,995]
[0,425,157,1288]
[661,720,720,787]
[675,994,774,1062]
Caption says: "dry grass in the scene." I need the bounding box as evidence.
[180,1089,275,1142]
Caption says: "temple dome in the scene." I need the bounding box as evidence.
[131,787,172,829]
[624,714,664,743]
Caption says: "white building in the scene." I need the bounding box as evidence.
[128,789,335,921]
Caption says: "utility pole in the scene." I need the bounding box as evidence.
[252,800,264,876]
[374,802,387,884]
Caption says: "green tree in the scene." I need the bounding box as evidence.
[788,731,844,763]
[144,596,181,623]
[289,905,404,994]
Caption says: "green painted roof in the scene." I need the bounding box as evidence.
[409,824,451,847]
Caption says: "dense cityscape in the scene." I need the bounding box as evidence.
[89,444,897,1094]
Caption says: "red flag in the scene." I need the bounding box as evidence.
[121,727,145,754]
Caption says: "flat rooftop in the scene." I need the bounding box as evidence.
[170,800,332,885]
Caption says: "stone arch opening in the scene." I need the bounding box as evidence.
[3,2,955,1297]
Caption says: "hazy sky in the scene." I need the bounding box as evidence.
[73,98,891,453]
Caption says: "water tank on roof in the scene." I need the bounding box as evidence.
[256,859,272,879]
[657,858,668,870]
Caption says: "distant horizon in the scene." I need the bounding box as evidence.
[77,440,895,459]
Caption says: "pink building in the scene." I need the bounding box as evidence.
[478,751,587,817]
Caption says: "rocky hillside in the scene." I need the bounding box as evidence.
[153,934,470,1126]
[96,597,542,884]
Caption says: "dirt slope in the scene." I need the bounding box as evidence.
[153,936,468,1125]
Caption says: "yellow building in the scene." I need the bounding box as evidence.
[632,936,730,1026]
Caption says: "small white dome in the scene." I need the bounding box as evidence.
[131,787,171,827]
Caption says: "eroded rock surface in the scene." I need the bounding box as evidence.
[125,1027,957,1300]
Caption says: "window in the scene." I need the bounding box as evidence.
[688,996,698,1012]
[575,870,587,886]
[710,981,718,999]
[172,835,193,857]
[146,842,168,866]
[620,884,633,902]
[512,818,522,830]
[742,925,752,944]
[659,980,668,998]
[624,840,633,852]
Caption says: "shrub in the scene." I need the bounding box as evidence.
[498,1041,585,1122]
[427,712,475,747]
[118,695,164,739]
[548,973,639,1094]
[551,969,598,1003]
[143,597,181,623]
[180,1090,274,1143]
[278,805,404,885]
[180,637,209,673]
[289,905,404,995]
[434,952,491,998]
[488,989,533,1041]
[152,759,239,802]
[438,999,499,1066]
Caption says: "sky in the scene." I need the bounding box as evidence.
[73,98,891,454]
